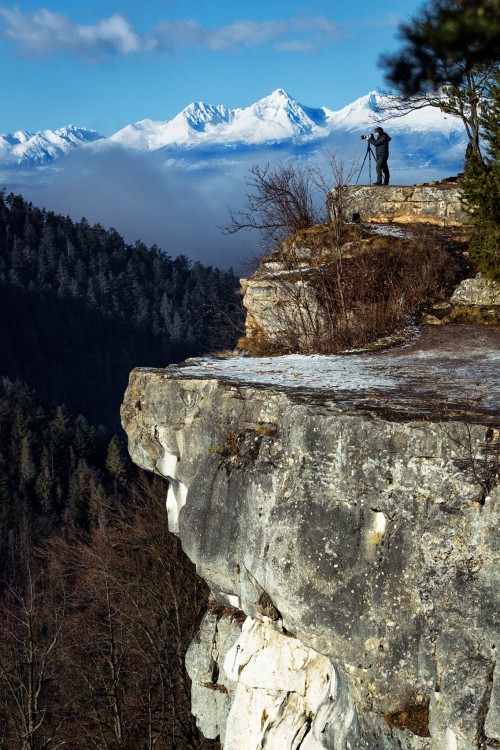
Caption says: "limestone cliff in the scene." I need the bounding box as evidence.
[121,326,500,750]
[328,184,467,226]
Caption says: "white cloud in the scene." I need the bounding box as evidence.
[157,16,343,52]
[0,7,343,61]
[0,6,158,61]
[362,13,401,28]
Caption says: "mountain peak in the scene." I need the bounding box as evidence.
[0,125,104,166]
[255,89,296,109]
[177,101,231,132]
[364,91,383,108]
[267,87,293,101]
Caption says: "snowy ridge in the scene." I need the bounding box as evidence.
[0,125,103,166]
[325,91,463,135]
[108,88,463,152]
[0,89,467,167]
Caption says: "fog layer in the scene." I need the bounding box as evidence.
[1,133,464,273]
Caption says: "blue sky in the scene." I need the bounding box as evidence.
[0,0,420,135]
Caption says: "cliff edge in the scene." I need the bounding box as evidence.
[121,325,500,750]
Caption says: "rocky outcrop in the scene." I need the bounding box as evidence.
[329,184,467,225]
[187,613,378,750]
[121,326,500,750]
[448,274,500,326]
[240,270,321,350]
[185,610,241,745]
[451,274,500,307]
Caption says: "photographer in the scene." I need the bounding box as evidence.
[367,127,391,186]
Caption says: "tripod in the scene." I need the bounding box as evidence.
[355,140,376,186]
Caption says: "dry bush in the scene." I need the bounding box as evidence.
[313,232,458,352]
[243,229,459,356]
[207,597,247,628]
[222,162,322,255]
[385,694,430,737]
[237,321,284,357]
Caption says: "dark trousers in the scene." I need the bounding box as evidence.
[376,158,390,185]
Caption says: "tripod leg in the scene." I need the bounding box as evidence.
[355,143,372,186]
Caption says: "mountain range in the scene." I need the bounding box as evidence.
[0,89,467,169]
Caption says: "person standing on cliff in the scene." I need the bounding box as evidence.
[369,126,391,185]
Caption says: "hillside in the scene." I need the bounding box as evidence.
[0,191,242,749]
[0,192,241,426]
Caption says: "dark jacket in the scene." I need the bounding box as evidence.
[371,131,391,160]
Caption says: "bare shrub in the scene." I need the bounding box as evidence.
[313,231,458,352]
[435,409,500,505]
[242,228,458,356]
[385,692,430,737]
[222,162,322,255]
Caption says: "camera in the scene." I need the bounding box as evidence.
[361,134,372,140]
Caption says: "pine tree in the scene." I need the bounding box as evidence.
[462,71,500,280]
[106,435,128,487]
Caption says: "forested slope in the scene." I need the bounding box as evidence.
[0,191,241,426]
[0,192,237,749]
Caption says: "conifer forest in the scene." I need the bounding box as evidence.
[0,191,239,749]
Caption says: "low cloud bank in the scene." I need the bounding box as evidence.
[1,136,464,273]
[5,147,255,272]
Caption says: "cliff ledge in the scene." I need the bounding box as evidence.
[121,325,500,750]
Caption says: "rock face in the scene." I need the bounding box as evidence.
[185,610,241,745]
[451,274,500,307]
[240,270,321,350]
[328,184,467,225]
[186,612,353,750]
[121,326,500,750]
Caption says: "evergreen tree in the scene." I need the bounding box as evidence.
[381,0,500,94]
[106,435,129,487]
[379,0,500,158]
[0,191,242,427]
[462,72,500,279]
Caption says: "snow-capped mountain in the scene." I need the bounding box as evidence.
[325,91,463,135]
[0,89,467,168]
[109,102,234,151]
[1,89,472,272]
[109,89,328,151]
[0,125,103,166]
[223,88,328,143]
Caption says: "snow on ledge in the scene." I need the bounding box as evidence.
[163,326,500,417]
